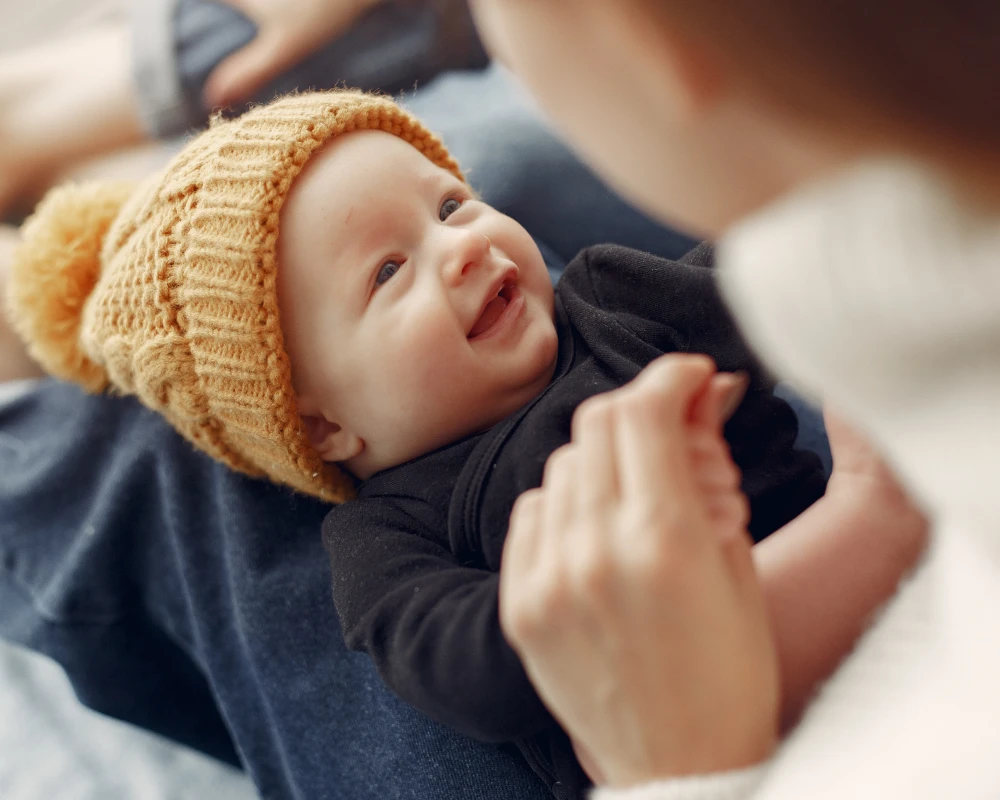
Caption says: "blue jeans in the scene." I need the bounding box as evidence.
[1,6,827,800]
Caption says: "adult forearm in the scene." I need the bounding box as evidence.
[753,488,928,730]
[0,24,145,214]
[0,226,44,381]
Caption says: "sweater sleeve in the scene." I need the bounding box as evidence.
[591,764,769,800]
[322,497,554,742]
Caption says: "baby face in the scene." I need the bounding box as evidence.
[277,130,559,479]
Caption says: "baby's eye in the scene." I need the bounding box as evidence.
[439,197,463,221]
[375,259,402,287]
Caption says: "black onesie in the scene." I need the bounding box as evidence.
[323,244,827,799]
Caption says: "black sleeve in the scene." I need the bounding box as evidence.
[564,244,827,539]
[322,498,553,742]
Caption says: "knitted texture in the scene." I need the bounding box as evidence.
[8,91,464,502]
[592,765,768,800]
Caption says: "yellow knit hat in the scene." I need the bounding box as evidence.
[6,90,464,503]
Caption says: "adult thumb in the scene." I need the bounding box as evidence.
[203,34,291,110]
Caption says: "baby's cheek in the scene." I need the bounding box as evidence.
[387,321,466,399]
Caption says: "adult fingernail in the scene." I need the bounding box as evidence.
[717,372,750,422]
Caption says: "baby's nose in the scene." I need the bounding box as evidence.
[444,230,491,284]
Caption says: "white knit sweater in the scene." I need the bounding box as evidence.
[595,160,1000,800]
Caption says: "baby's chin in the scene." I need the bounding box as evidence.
[349,388,551,480]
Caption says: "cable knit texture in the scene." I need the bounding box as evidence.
[7,91,463,503]
[590,765,767,800]
[599,160,1000,800]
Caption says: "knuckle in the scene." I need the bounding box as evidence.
[509,489,542,528]
[513,487,542,514]
[506,583,571,644]
[728,461,744,490]
[734,493,751,529]
[647,353,716,390]
[573,394,614,434]
[617,384,657,418]
[542,444,575,485]
[501,596,543,644]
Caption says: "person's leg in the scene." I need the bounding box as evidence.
[0,1,488,220]
[0,382,549,800]
[139,0,489,139]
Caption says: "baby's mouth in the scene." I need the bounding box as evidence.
[469,281,515,339]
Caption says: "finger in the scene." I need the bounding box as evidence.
[616,356,713,508]
[203,34,293,109]
[573,396,621,514]
[692,452,740,491]
[686,426,728,458]
[706,492,751,531]
[718,524,761,593]
[540,445,579,558]
[500,489,545,635]
[717,371,750,423]
[688,429,741,484]
[692,372,749,430]
[503,489,545,575]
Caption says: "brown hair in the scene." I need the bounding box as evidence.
[638,1,1000,197]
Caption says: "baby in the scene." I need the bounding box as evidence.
[7,91,826,798]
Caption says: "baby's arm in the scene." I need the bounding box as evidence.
[682,380,927,731]
[322,496,554,742]
[687,371,927,730]
[752,410,928,729]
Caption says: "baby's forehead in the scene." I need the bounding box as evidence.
[278,130,471,298]
[314,129,457,189]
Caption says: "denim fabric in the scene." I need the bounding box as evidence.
[0,385,549,800]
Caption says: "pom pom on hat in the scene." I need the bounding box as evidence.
[7,182,133,392]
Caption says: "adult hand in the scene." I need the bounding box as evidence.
[203,0,383,109]
[500,354,779,788]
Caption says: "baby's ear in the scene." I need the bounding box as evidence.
[299,413,364,463]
